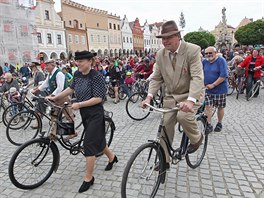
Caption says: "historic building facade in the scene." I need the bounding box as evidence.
[130,18,143,56]
[35,0,67,61]
[108,13,122,57]
[0,0,37,65]
[149,23,160,53]
[121,15,133,56]
[142,20,151,55]
[60,0,88,56]
[85,7,109,56]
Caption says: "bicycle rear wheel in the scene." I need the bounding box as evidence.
[121,143,164,198]
[126,92,150,121]
[186,115,208,169]
[6,111,42,146]
[9,138,58,189]
[236,80,244,99]
[118,86,128,100]
[246,81,260,101]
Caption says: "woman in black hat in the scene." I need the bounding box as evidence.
[47,50,118,193]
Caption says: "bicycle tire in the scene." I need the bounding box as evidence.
[95,118,115,157]
[108,87,115,98]
[118,86,127,100]
[236,80,244,100]
[2,102,31,126]
[186,115,208,169]
[246,81,260,101]
[9,138,58,189]
[6,111,42,146]
[227,77,235,95]
[121,143,164,198]
[126,92,150,121]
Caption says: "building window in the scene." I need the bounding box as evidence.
[109,23,112,29]
[37,33,42,43]
[57,34,62,44]
[75,35,79,44]
[73,20,78,29]
[104,36,106,42]
[130,37,132,43]
[97,23,99,27]
[97,35,100,42]
[80,23,83,28]
[47,33,52,44]
[69,20,72,25]
[45,10,49,20]
[123,37,125,43]
[127,37,129,43]
[118,25,120,30]
[68,34,72,43]
[81,35,85,44]
[91,35,94,42]
[113,24,116,30]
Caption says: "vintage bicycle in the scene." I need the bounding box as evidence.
[121,103,208,197]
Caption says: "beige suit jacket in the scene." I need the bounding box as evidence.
[148,41,204,107]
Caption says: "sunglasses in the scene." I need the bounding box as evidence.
[205,52,214,55]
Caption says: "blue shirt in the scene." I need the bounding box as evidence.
[203,56,228,94]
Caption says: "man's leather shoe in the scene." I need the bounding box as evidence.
[187,134,204,154]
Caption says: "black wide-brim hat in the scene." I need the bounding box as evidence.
[75,50,97,60]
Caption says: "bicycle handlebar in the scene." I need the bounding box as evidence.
[145,103,180,113]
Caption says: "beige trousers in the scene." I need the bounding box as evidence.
[161,103,201,163]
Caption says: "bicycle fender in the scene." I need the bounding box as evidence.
[50,141,60,172]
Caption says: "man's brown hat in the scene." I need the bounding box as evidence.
[156,20,181,38]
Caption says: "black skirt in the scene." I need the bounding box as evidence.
[80,104,106,156]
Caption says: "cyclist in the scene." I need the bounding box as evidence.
[47,50,117,193]
[142,20,204,170]
[238,49,264,98]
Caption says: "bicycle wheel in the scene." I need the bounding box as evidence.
[126,92,150,121]
[246,81,260,101]
[108,87,115,98]
[236,80,243,99]
[6,111,42,146]
[95,117,115,157]
[186,115,208,169]
[227,77,235,95]
[118,86,128,100]
[9,138,58,189]
[121,143,165,198]
[2,102,31,126]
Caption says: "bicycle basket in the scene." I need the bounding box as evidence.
[57,122,75,135]
[236,67,245,77]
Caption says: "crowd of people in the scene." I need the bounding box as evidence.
[0,19,264,194]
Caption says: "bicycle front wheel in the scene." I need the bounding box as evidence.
[126,92,150,121]
[6,111,42,146]
[121,143,164,198]
[186,115,208,169]
[246,81,260,101]
[9,138,58,189]
[227,78,235,95]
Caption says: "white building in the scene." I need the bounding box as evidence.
[0,0,37,66]
[142,20,151,55]
[149,23,159,53]
[121,15,133,55]
[34,0,67,61]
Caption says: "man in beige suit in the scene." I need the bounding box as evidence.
[142,20,205,169]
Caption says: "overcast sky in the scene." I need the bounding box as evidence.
[53,0,264,33]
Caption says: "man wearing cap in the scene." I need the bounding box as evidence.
[142,20,205,169]
[32,60,75,131]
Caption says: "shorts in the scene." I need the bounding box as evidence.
[205,93,226,108]
[111,79,119,87]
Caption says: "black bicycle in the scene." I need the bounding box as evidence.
[121,103,208,197]
[8,97,115,190]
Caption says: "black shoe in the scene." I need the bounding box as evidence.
[187,134,204,154]
[154,162,170,171]
[78,177,95,193]
[105,155,118,171]
[205,123,213,134]
[214,122,222,132]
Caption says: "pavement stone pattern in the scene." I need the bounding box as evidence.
[0,91,264,198]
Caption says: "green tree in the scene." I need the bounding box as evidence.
[183,31,216,49]
[179,11,186,29]
[235,19,264,45]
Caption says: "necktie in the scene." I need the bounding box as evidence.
[171,53,177,70]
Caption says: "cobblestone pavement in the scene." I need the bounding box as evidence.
[0,91,264,198]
